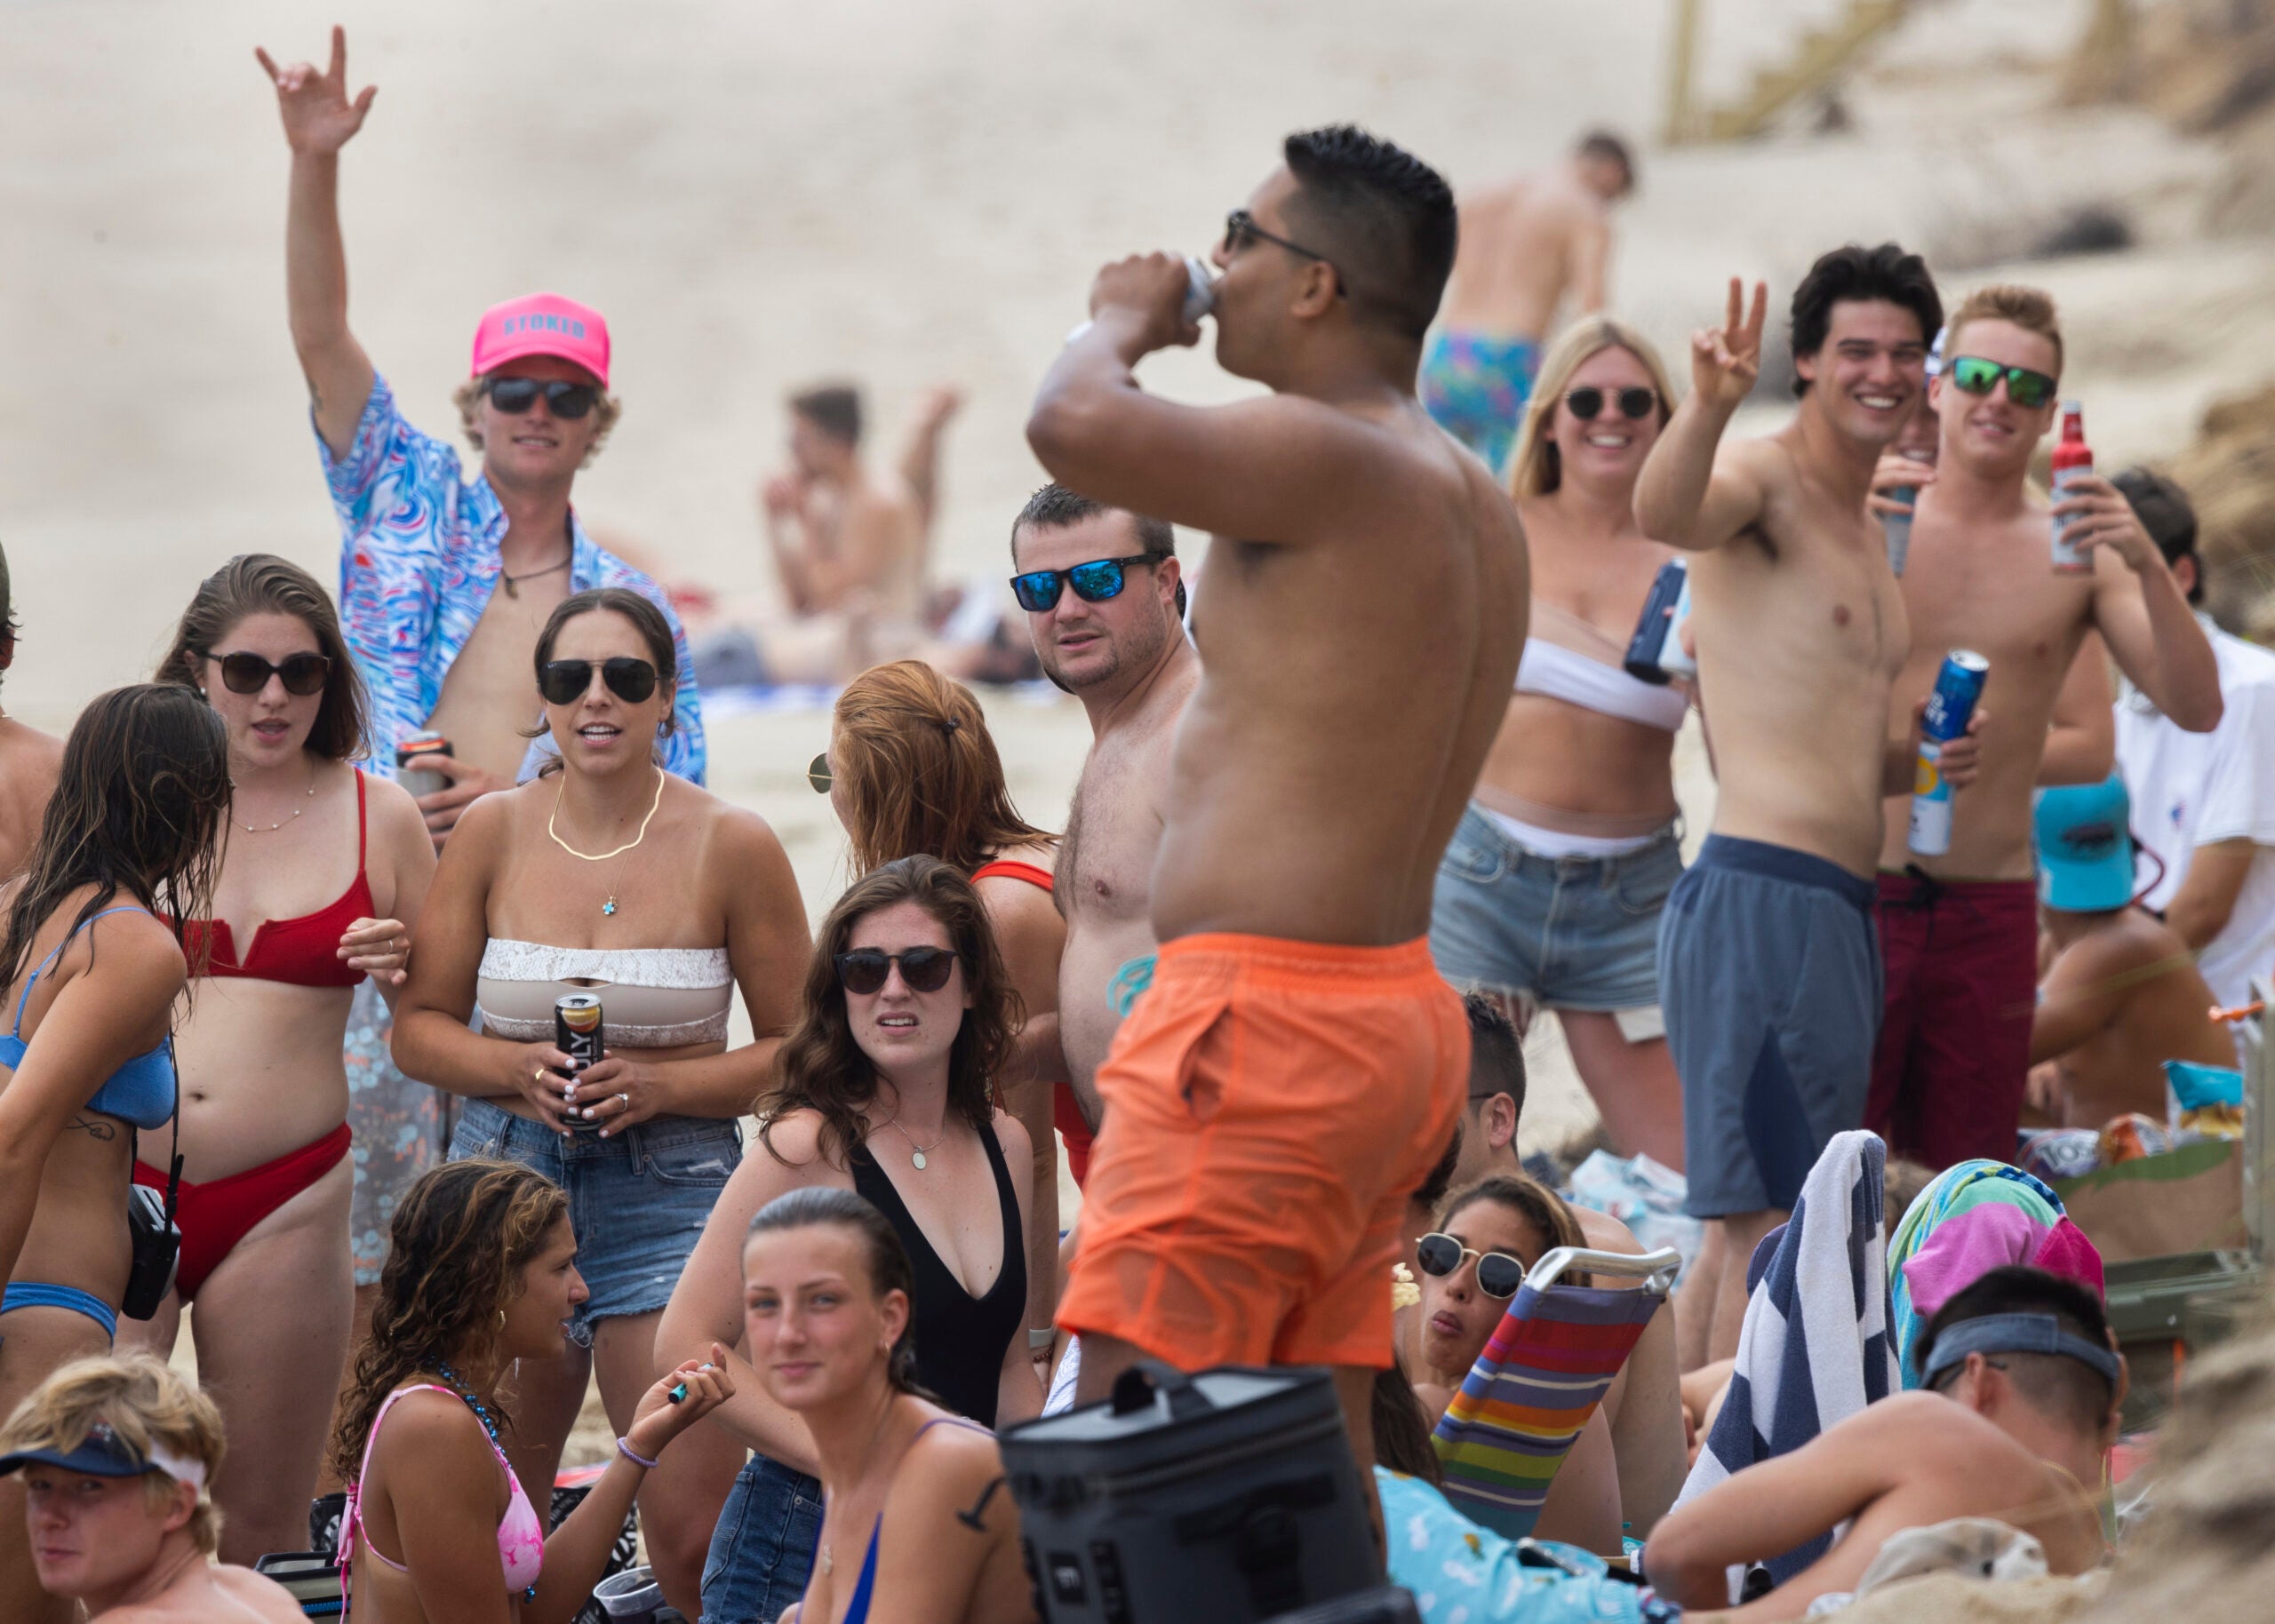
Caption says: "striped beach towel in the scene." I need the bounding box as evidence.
[1672,1129,1899,1596]
[1431,1278,1663,1540]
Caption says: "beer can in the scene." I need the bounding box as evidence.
[1908,650,1989,856]
[1882,485,1917,577]
[395,730,451,800]
[555,994,605,1133]
[1623,558,1695,685]
[1181,255,1217,327]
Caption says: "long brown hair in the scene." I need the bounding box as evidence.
[327,1160,570,1480]
[830,660,1052,875]
[756,856,1020,1170]
[156,553,370,762]
[0,685,228,994]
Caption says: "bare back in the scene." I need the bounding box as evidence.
[2046,914,2232,1128]
[1692,434,1910,876]
[0,720,63,885]
[1153,407,1527,944]
[1438,171,1604,341]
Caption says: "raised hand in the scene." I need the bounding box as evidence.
[1690,277,1768,413]
[255,25,376,156]
[1089,252,1203,356]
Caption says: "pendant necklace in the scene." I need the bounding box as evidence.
[547,768,666,916]
[884,1113,946,1171]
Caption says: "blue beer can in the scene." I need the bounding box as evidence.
[1908,650,1989,856]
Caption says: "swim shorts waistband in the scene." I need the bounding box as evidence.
[1693,834,1875,912]
[1154,931,1442,986]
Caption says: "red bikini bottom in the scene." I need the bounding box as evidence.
[133,1121,354,1302]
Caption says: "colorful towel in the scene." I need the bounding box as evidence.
[1886,1158,2103,1389]
[1431,1277,1664,1540]
[1673,1129,1898,1596]
[1379,1469,1680,1624]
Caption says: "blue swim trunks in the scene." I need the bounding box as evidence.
[1421,330,1542,475]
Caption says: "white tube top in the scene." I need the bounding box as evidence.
[476,939,732,1047]
[1514,603,1689,732]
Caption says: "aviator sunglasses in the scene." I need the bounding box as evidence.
[539,657,659,706]
[483,377,602,419]
[1414,1231,1529,1299]
[1010,554,1158,613]
[1946,355,2058,410]
[204,649,332,697]
[1565,386,1658,421]
[835,947,960,995]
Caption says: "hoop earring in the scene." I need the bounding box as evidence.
[498,1310,507,1330]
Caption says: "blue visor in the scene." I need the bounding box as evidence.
[0,1421,174,1482]
[1918,1312,2121,1389]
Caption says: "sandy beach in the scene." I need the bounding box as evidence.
[7,0,2271,1461]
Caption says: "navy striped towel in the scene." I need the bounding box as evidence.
[1671,1128,1898,1599]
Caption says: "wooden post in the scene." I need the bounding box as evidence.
[1664,0,1704,145]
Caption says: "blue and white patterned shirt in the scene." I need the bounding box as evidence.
[320,373,706,784]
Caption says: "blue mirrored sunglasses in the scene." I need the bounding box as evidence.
[1010,553,1158,613]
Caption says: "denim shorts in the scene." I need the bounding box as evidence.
[700,1453,822,1624]
[446,1096,739,1343]
[1428,804,1682,1013]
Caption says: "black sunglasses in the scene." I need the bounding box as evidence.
[204,650,332,697]
[1010,554,1159,614]
[1222,209,1347,299]
[1415,1231,1529,1299]
[807,752,833,794]
[1565,386,1658,422]
[539,657,659,706]
[1946,354,2058,410]
[483,377,601,419]
[835,947,959,996]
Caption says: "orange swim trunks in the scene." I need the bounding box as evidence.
[1058,932,1469,1371]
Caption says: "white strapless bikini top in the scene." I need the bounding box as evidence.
[476,939,732,1047]
[1513,602,1690,733]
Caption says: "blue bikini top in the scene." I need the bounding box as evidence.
[0,906,177,1131]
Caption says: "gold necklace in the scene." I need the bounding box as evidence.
[231,760,319,834]
[547,768,666,916]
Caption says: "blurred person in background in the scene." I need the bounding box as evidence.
[0,540,63,886]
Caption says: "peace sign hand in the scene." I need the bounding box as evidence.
[254,26,377,156]
[1691,278,1768,413]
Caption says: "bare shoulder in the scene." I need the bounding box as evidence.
[898,1412,1004,1496]
[73,900,188,991]
[1571,1206,1645,1255]
[207,1563,307,1621]
[989,1104,1033,1167]
[698,792,791,866]
[361,768,433,848]
[751,1106,842,1177]
[1852,1390,2003,1461]
[444,781,525,848]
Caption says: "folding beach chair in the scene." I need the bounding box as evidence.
[1430,1245,1680,1540]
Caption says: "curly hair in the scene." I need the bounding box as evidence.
[755,856,1020,1170]
[828,660,1053,877]
[0,684,228,995]
[0,1353,227,1553]
[327,1160,570,1481]
[155,553,370,762]
[451,377,621,467]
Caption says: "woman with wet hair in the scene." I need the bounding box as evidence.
[658,856,1040,1624]
[116,553,433,1565]
[0,682,231,1624]
[392,586,810,1612]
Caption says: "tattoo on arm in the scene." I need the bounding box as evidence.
[66,1114,118,1142]
[955,1476,1007,1532]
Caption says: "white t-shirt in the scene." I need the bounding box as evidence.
[2115,616,2275,1014]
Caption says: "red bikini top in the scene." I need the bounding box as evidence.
[970,858,1054,893]
[183,770,375,989]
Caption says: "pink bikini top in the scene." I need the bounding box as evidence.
[345,1384,545,1599]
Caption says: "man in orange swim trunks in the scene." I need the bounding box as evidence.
[1027,125,1529,1469]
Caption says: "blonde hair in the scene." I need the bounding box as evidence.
[0,1355,224,1553]
[1944,284,2064,378]
[451,377,622,467]
[1507,316,1678,500]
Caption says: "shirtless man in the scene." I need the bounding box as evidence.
[1027,125,1526,1477]
[1865,286,2219,1170]
[0,544,63,884]
[764,382,961,624]
[1634,247,1971,1364]
[1647,1265,2118,1620]
[1420,131,1635,474]
[1010,486,1196,1143]
[2030,775,2232,1128]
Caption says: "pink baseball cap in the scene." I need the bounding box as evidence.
[469,292,611,388]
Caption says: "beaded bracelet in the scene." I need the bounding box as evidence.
[617,1437,660,1470]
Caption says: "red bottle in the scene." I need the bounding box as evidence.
[2050,402,2094,573]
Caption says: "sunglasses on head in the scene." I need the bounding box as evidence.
[1010,554,1158,614]
[539,657,659,706]
[205,650,331,697]
[1565,386,1658,421]
[807,752,833,794]
[1946,355,2057,410]
[483,376,601,419]
[835,946,959,996]
[1415,1231,1529,1299]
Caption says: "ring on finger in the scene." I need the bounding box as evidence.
[617,1092,631,1111]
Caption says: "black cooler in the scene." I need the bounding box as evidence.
[1002,1363,1378,1623]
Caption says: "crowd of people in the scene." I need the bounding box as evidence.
[1,20,2271,1624]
